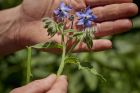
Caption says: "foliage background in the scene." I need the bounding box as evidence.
[0,0,140,93]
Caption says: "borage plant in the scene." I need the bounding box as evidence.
[26,1,106,84]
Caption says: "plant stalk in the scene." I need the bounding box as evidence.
[26,46,32,83]
[57,33,66,76]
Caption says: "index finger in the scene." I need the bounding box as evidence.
[85,0,133,7]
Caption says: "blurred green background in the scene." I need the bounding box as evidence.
[0,0,140,93]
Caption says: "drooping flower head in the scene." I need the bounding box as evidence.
[54,2,72,18]
[76,7,97,27]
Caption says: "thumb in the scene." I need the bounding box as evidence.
[47,75,68,93]
[10,74,57,93]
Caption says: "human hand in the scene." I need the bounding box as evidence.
[0,0,138,54]
[10,74,68,93]
[17,0,138,52]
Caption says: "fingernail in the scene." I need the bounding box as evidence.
[48,74,57,78]
[60,75,67,80]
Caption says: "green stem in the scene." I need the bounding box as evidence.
[26,46,32,84]
[57,34,66,76]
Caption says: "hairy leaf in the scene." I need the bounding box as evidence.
[73,32,84,37]
[65,55,80,64]
[77,62,106,82]
[64,29,76,34]
[43,17,62,37]
[32,42,63,49]
[58,23,64,31]
[83,28,95,49]
[68,32,84,41]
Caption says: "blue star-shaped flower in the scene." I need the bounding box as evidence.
[54,2,71,18]
[76,7,97,27]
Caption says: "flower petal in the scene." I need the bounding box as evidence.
[76,12,86,19]
[76,12,82,17]
[90,15,97,21]
[85,6,92,14]
[63,11,69,17]
[85,21,92,27]
[77,19,84,25]
[54,10,59,15]
[60,2,65,7]
[62,6,71,12]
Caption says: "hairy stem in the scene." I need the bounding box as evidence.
[26,46,32,83]
[57,33,66,76]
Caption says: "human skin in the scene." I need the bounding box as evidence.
[10,74,68,93]
[0,0,138,55]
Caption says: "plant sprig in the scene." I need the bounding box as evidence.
[26,1,106,84]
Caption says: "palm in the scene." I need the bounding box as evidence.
[22,0,62,19]
[19,0,68,47]
[18,0,138,52]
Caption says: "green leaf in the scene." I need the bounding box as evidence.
[77,62,106,82]
[47,23,58,37]
[43,17,54,28]
[83,28,95,49]
[64,29,76,34]
[80,62,93,69]
[65,55,80,64]
[43,17,62,37]
[58,23,64,31]
[73,32,84,37]
[32,42,63,49]
[68,32,84,41]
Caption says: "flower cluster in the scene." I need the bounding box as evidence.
[54,2,97,28]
